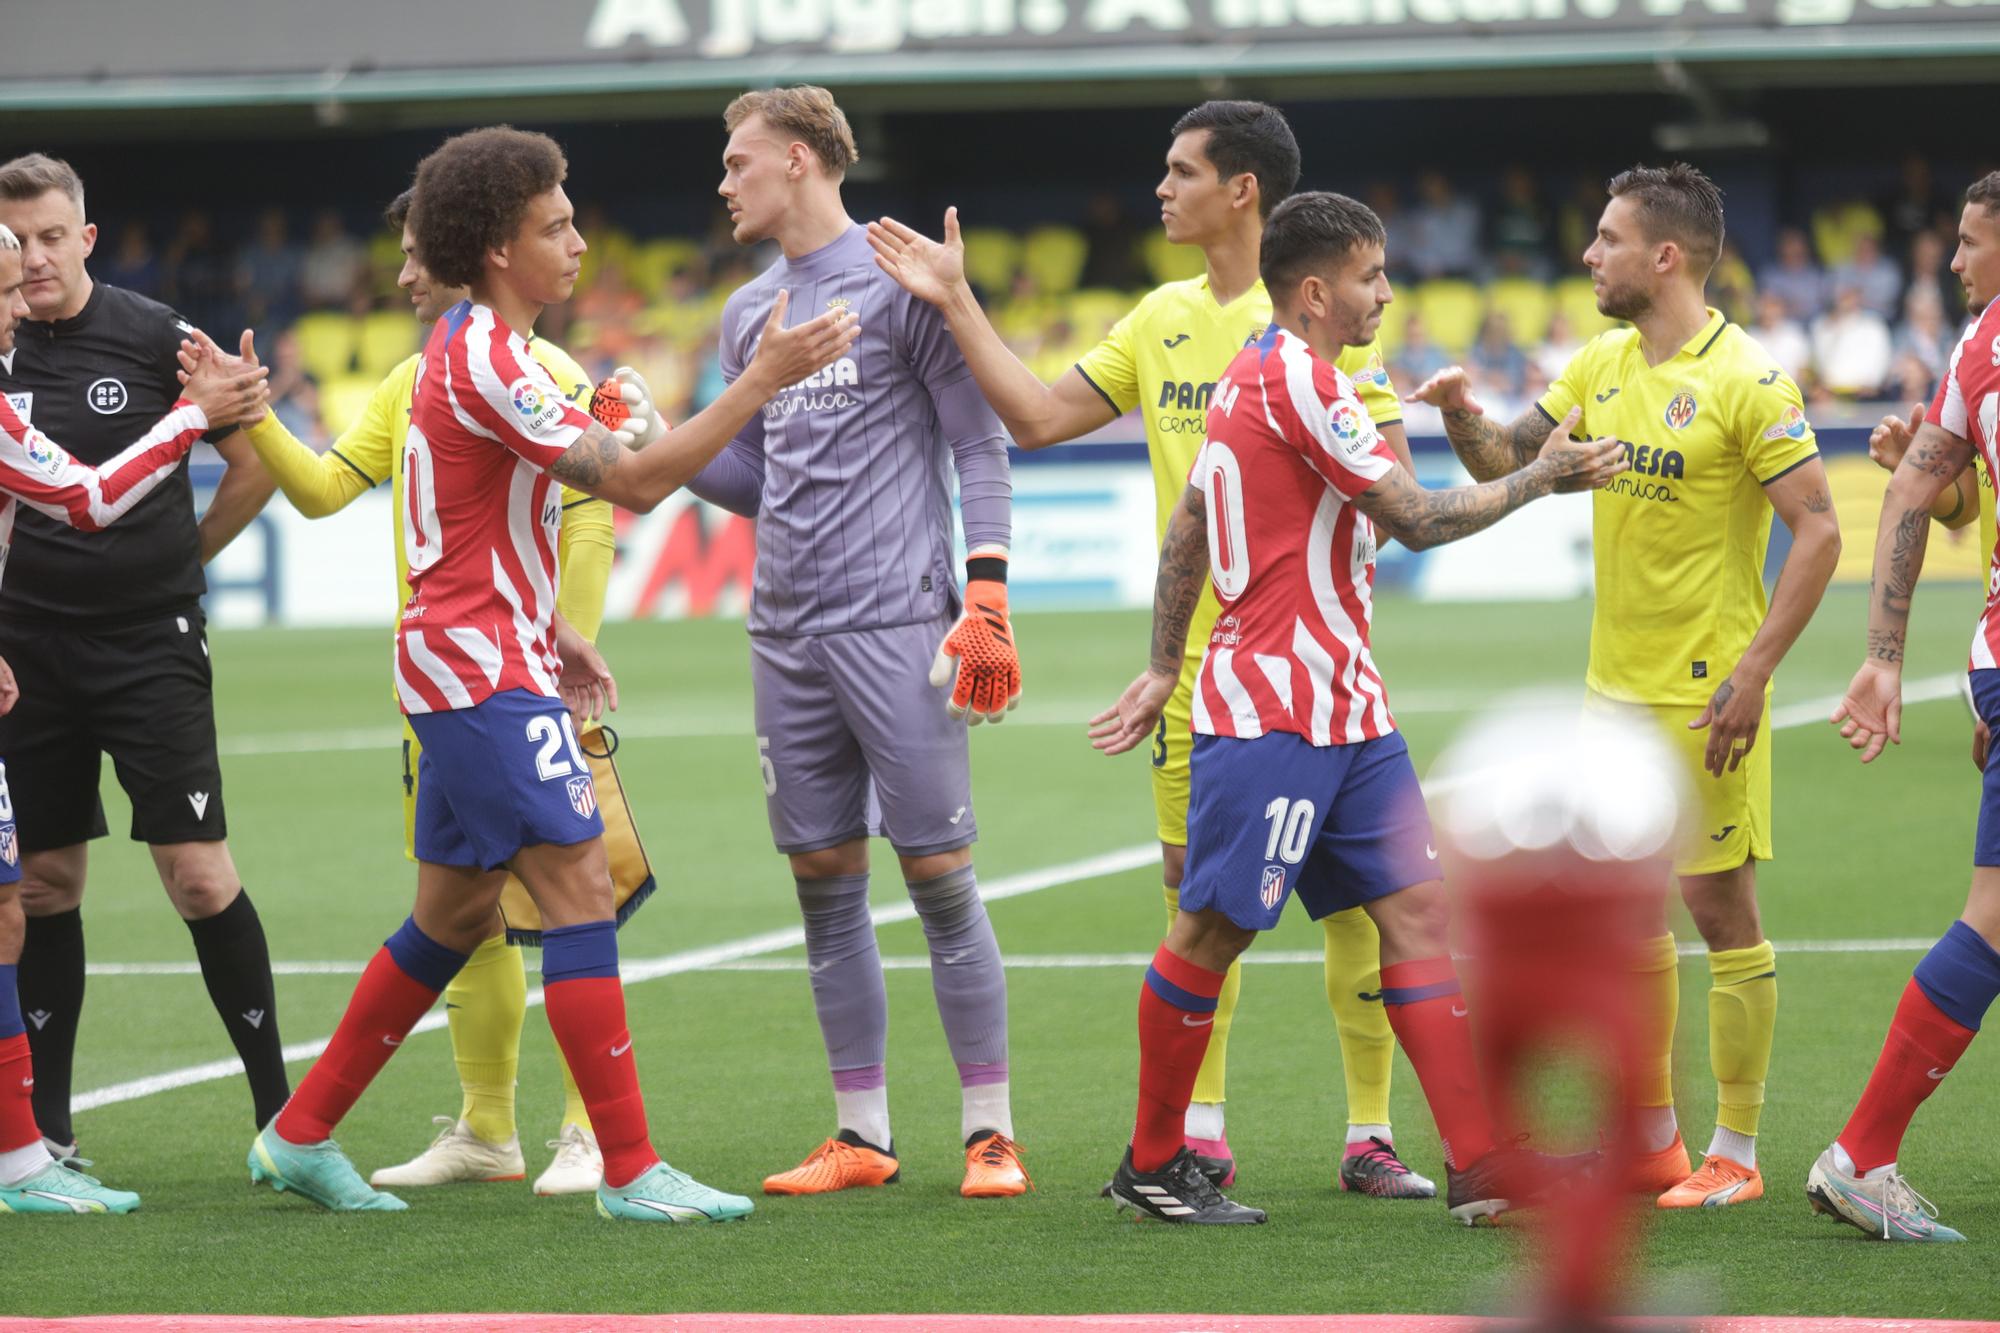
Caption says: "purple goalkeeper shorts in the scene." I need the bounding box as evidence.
[750,618,976,858]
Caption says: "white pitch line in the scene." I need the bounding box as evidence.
[88,936,1942,981]
[71,843,1159,1114]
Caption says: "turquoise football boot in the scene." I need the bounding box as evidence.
[248,1125,407,1212]
[596,1160,753,1223]
[0,1159,140,1214]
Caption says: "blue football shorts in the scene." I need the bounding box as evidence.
[407,688,607,870]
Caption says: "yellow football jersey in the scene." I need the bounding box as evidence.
[1077,274,1402,663]
[1538,309,1818,705]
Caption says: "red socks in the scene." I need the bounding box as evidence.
[1380,957,1496,1171]
[0,1034,37,1154]
[1838,979,1977,1173]
[275,947,441,1144]
[544,976,658,1188]
[1132,945,1227,1173]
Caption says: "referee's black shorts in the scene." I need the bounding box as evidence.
[0,604,226,850]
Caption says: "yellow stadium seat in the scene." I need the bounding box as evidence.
[356,310,419,378]
[1811,201,1883,268]
[1552,276,1618,341]
[1141,230,1205,286]
[1485,277,1555,347]
[318,373,380,438]
[1021,225,1088,296]
[1374,295,1409,354]
[959,228,1021,296]
[629,239,702,294]
[293,312,358,384]
[1413,280,1484,356]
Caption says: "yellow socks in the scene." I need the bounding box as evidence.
[1708,940,1777,1141]
[1633,932,1681,1114]
[1164,884,1241,1112]
[556,1036,593,1134]
[444,934,526,1145]
[1321,906,1394,1130]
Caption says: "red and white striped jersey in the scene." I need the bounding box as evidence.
[396,301,595,715]
[1189,325,1399,746]
[1936,297,2000,671]
[0,393,204,587]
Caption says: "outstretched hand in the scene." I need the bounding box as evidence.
[1830,661,1902,764]
[748,289,860,392]
[1534,405,1627,493]
[866,209,967,308]
[176,329,270,429]
[1868,402,1926,473]
[1086,669,1176,756]
[1403,366,1485,417]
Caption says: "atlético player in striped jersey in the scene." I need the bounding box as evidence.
[245,127,857,1222]
[1090,192,1626,1225]
[0,220,272,1214]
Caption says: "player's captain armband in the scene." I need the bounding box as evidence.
[507,378,568,435]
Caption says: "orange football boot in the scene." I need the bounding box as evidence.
[960,1131,1032,1198]
[1657,1154,1764,1209]
[762,1130,900,1196]
[1628,1132,1693,1195]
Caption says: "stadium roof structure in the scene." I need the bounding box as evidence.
[3,0,1999,131]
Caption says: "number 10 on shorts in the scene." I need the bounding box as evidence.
[1264,797,1315,864]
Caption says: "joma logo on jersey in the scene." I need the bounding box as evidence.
[1619,441,1685,479]
[1157,380,1215,412]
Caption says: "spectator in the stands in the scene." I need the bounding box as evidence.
[102,222,160,297]
[237,207,304,331]
[300,209,368,309]
[1535,310,1582,383]
[1405,171,1481,281]
[163,210,240,340]
[1365,181,1409,283]
[1555,173,1605,266]
[1711,242,1756,326]
[1489,167,1552,278]
[1908,228,1958,317]
[1879,152,1953,265]
[1760,227,1828,322]
[1894,284,1953,382]
[266,330,326,451]
[1748,290,1812,386]
[1829,231,1902,321]
[1079,191,1146,291]
[1812,282,1894,399]
[1469,309,1528,401]
[1389,312,1453,389]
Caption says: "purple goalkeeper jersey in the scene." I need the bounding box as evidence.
[695,224,1012,637]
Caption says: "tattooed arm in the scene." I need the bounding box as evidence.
[1833,420,1976,762]
[1868,401,1979,529]
[1349,405,1625,552]
[1689,456,1843,777]
[1087,484,1213,755]
[1405,366,1561,483]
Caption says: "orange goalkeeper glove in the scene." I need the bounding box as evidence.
[930,553,1021,724]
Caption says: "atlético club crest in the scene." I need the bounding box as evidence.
[1259,865,1286,911]
[567,775,597,820]
[1664,389,1698,431]
[0,826,17,867]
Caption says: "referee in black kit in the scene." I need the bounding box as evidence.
[0,153,289,1158]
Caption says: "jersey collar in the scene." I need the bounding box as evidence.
[1676,307,1728,361]
[27,276,104,338]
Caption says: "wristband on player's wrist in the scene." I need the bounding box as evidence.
[965,554,1008,586]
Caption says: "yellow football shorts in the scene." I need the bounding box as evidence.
[401,718,656,944]
[1150,670,1199,847]
[1583,688,1772,877]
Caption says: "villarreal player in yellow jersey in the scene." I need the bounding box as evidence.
[868,100,1433,1197]
[1413,164,1841,1211]
[236,190,654,1197]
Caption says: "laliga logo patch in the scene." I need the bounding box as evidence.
[86,378,128,415]
[1259,865,1286,911]
[509,378,564,434]
[1328,400,1375,458]
[22,434,63,479]
[1762,405,1810,442]
[1664,389,1698,431]
[568,775,597,820]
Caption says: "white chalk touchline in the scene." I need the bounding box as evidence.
[86,936,1941,980]
[71,843,1159,1113]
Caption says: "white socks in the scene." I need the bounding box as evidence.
[834,1086,892,1151]
[1708,1126,1757,1170]
[1638,1105,1680,1154]
[0,1139,54,1187]
[961,1081,1013,1142]
[1184,1101,1225,1141]
[1347,1122,1392,1147]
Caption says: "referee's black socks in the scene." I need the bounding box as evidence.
[186,889,290,1128]
[18,907,86,1148]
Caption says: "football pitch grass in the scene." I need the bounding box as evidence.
[4,586,1997,1322]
